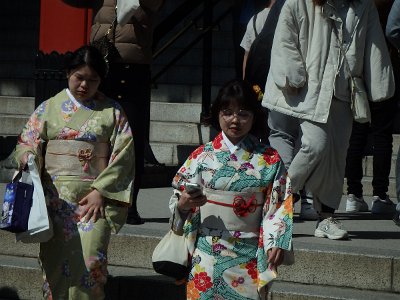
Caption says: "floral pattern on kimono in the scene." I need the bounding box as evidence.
[14,89,135,300]
[169,132,293,299]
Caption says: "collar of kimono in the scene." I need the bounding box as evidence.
[66,89,95,109]
[221,131,248,154]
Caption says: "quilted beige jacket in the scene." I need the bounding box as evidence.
[63,0,164,64]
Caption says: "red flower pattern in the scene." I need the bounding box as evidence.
[189,145,205,160]
[212,133,223,149]
[193,272,213,292]
[263,148,280,165]
[245,259,258,280]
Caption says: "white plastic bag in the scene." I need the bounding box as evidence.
[117,0,140,26]
[16,154,53,243]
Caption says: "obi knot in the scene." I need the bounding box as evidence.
[233,195,258,217]
[77,148,94,172]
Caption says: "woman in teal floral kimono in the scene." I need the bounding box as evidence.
[169,80,293,299]
[14,46,135,299]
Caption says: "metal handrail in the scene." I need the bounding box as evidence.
[151,6,232,83]
[151,0,234,124]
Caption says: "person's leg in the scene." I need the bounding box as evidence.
[344,121,370,212]
[369,98,397,214]
[268,110,299,167]
[268,110,318,219]
[289,99,352,239]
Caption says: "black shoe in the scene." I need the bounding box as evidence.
[393,211,400,227]
[126,212,145,225]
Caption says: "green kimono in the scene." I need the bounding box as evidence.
[14,89,135,299]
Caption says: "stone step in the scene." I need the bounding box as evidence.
[1,255,399,300]
[150,142,201,165]
[0,255,186,300]
[0,96,34,115]
[0,114,29,136]
[149,121,211,145]
[150,101,203,122]
[0,187,399,296]
[270,281,400,300]
[150,84,220,104]
[0,228,399,295]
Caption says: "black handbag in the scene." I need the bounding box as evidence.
[91,13,120,64]
[0,170,34,233]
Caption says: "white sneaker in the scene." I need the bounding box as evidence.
[314,217,348,240]
[345,194,368,212]
[371,196,396,215]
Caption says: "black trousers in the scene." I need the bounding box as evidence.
[345,98,397,198]
[99,63,151,176]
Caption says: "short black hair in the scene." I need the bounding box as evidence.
[65,45,108,80]
[210,79,268,138]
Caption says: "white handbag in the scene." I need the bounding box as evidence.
[15,154,53,243]
[152,229,190,280]
[117,0,140,26]
[332,20,371,124]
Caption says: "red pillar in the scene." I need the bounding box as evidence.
[39,0,92,54]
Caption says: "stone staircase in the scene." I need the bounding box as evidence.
[1,94,399,197]
[0,185,399,299]
[1,95,400,299]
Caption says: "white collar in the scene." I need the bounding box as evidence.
[66,89,82,108]
[222,131,247,154]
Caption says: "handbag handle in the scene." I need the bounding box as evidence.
[104,2,118,40]
[12,164,29,183]
[12,170,23,183]
[330,18,359,80]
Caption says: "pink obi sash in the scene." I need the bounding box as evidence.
[201,188,264,232]
[45,140,109,177]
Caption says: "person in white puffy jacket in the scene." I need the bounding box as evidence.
[262,0,395,240]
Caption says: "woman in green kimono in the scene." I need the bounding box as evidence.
[169,80,293,299]
[14,46,135,299]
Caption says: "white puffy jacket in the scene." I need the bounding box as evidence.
[262,0,395,123]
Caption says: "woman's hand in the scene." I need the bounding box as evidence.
[78,189,105,223]
[267,247,284,272]
[177,189,207,213]
[19,153,29,171]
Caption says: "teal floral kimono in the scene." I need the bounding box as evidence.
[169,133,293,300]
[14,89,135,300]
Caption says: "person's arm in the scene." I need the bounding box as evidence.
[14,101,49,172]
[242,51,249,80]
[363,0,395,101]
[386,0,400,49]
[269,0,307,89]
[90,101,135,206]
[262,154,294,271]
[240,15,256,79]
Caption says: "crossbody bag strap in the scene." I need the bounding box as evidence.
[331,20,358,78]
[253,12,258,37]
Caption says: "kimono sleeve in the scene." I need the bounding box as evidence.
[262,161,293,262]
[169,144,205,233]
[14,101,49,171]
[91,105,135,205]
[270,0,307,89]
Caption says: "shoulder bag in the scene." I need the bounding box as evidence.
[332,20,371,123]
[91,3,121,64]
